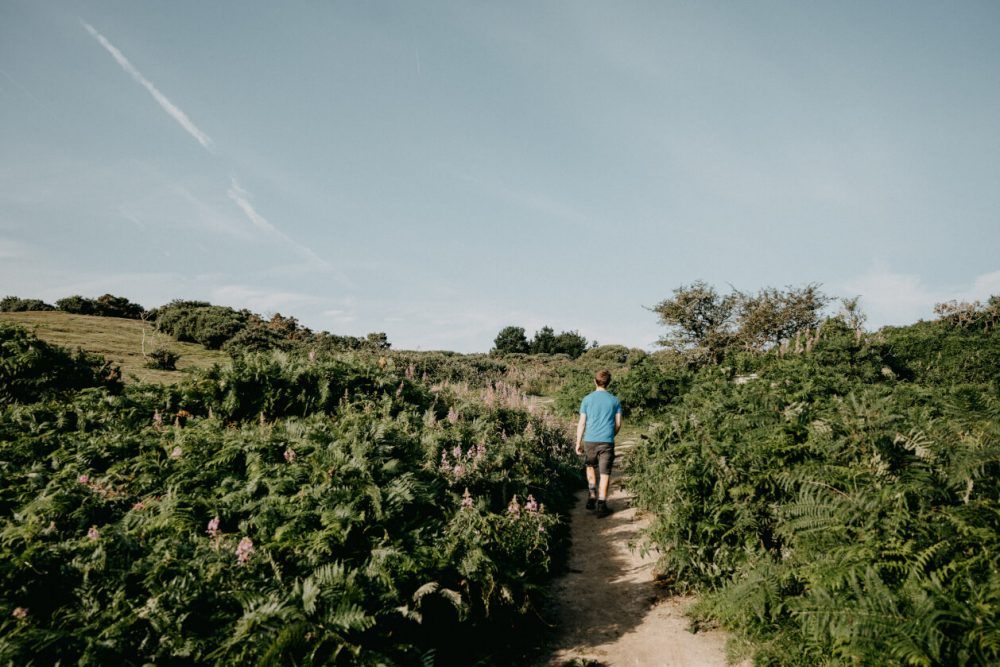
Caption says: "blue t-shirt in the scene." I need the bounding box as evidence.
[580,390,622,443]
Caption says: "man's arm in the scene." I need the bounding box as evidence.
[575,413,586,455]
[614,411,622,435]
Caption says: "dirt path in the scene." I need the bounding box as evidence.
[537,438,746,667]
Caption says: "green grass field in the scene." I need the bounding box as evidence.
[0,311,228,384]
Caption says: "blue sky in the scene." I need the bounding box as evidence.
[2,2,998,351]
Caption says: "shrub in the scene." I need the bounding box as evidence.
[0,296,55,312]
[144,347,179,370]
[54,294,145,319]
[154,301,249,349]
[0,323,121,403]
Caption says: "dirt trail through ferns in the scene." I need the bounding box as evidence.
[536,435,746,667]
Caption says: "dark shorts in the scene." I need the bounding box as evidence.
[584,441,615,475]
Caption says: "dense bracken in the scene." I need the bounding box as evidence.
[0,325,578,665]
[626,309,1000,665]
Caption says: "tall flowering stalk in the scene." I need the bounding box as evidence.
[236,537,254,565]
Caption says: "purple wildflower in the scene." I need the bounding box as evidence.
[461,488,474,510]
[78,474,90,485]
[447,407,459,424]
[507,495,521,516]
[452,464,465,478]
[283,448,296,463]
[236,537,255,565]
[452,445,462,460]
[525,495,539,513]
[206,517,220,538]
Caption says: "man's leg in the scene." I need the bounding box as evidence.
[595,444,615,517]
[585,465,597,509]
[598,473,611,501]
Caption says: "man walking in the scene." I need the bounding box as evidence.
[575,369,622,517]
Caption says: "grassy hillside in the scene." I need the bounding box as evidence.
[0,311,227,384]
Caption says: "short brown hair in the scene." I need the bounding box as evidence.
[595,369,611,388]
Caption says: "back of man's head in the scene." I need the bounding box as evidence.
[595,370,611,388]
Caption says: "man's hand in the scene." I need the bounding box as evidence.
[575,413,587,456]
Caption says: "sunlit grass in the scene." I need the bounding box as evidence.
[0,311,228,384]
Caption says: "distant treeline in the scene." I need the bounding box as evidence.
[0,294,390,355]
[491,325,590,358]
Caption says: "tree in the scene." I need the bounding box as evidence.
[93,294,145,319]
[734,284,830,351]
[652,281,737,362]
[553,330,588,359]
[530,326,557,354]
[492,326,529,355]
[364,332,391,351]
[56,295,96,315]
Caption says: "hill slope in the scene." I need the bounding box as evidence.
[0,311,227,384]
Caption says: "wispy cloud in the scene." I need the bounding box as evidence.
[81,20,213,150]
[225,178,333,270]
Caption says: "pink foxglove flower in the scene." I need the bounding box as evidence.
[447,407,459,424]
[507,495,521,516]
[78,474,90,485]
[12,607,28,620]
[461,488,474,510]
[206,517,220,538]
[525,495,539,513]
[283,448,296,463]
[236,537,255,565]
[87,526,100,540]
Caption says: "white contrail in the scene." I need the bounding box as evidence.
[226,178,332,269]
[81,20,213,150]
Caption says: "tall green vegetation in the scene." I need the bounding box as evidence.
[0,325,577,665]
[0,297,55,312]
[491,325,589,359]
[627,288,1000,665]
[653,281,829,362]
[56,294,146,319]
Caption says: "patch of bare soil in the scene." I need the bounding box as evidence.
[536,442,748,667]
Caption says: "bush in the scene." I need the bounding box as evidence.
[154,301,249,349]
[0,296,55,312]
[0,323,121,403]
[54,294,144,319]
[144,347,179,370]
